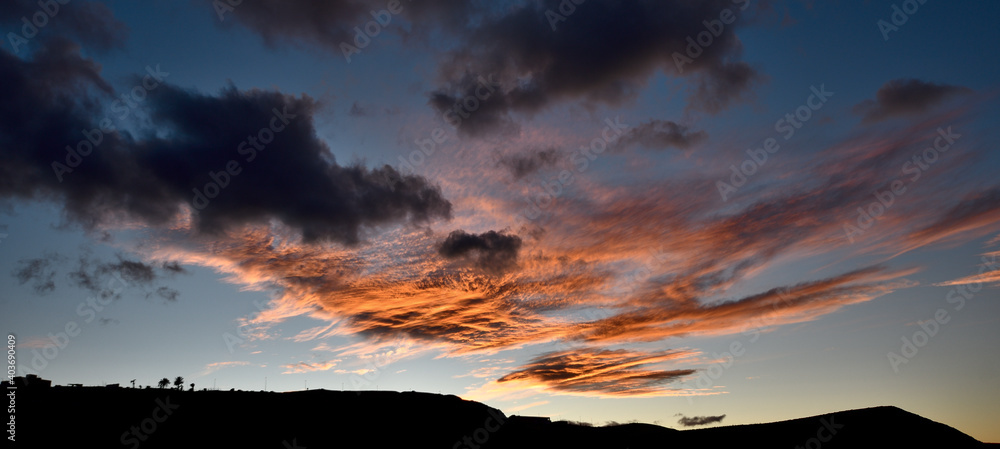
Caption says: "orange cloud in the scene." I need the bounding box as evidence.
[494,348,698,398]
[567,266,919,344]
[282,360,341,374]
[935,250,1000,287]
[128,104,1000,398]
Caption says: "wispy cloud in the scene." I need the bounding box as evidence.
[197,361,258,377]
[935,250,1000,287]
[282,360,342,374]
[494,348,698,398]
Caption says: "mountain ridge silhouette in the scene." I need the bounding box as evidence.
[13,386,992,448]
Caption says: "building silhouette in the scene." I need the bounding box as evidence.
[1,374,52,389]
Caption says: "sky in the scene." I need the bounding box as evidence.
[2,0,1000,442]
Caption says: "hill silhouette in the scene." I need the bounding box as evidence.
[672,406,985,449]
[13,387,991,448]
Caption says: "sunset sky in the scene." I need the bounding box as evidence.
[2,0,999,442]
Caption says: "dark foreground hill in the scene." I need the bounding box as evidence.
[11,387,990,448]
[671,406,985,449]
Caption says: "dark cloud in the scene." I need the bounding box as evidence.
[205,0,761,136]
[678,414,726,427]
[12,251,182,300]
[429,0,761,135]
[616,120,708,151]
[0,40,452,245]
[161,261,186,274]
[497,348,696,396]
[0,0,128,54]
[68,255,175,300]
[427,73,517,138]
[853,79,972,123]
[66,257,100,294]
[108,259,156,285]
[438,230,522,274]
[11,253,62,294]
[496,148,560,179]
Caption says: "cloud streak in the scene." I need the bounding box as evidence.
[495,348,697,397]
[282,360,342,374]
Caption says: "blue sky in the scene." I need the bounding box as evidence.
[2,0,999,442]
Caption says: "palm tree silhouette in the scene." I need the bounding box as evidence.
[174,376,184,390]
